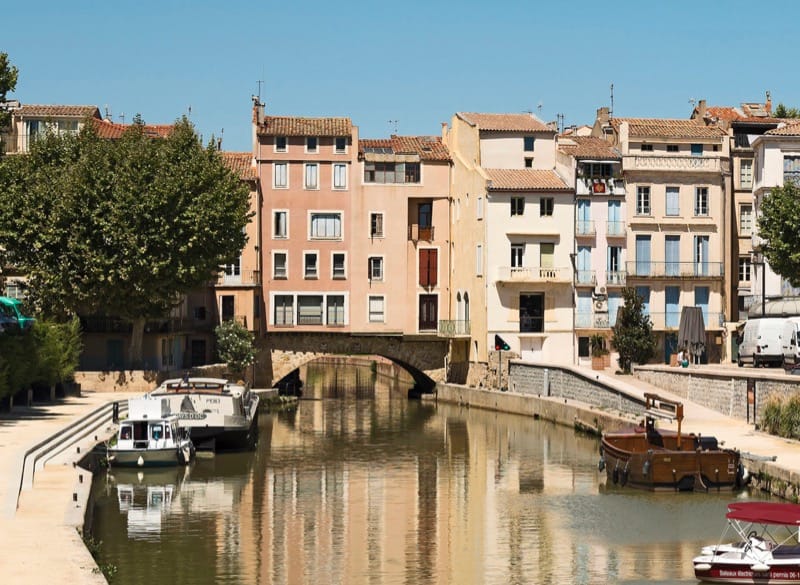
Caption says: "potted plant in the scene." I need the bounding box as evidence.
[590,334,609,370]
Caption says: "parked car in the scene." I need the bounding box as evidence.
[0,296,34,333]
[738,317,786,367]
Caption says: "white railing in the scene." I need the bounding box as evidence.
[496,266,572,283]
[623,155,723,173]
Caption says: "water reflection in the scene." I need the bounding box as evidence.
[91,362,762,584]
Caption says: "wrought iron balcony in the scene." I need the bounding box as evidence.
[576,220,596,236]
[625,261,724,278]
[606,221,626,237]
[438,319,471,337]
[605,271,627,286]
[575,270,597,286]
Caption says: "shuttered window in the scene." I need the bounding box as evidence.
[419,248,438,287]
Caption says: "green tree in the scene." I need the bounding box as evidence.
[214,320,255,380]
[33,318,83,395]
[0,52,19,144]
[611,287,656,373]
[0,118,252,365]
[758,180,800,287]
[773,103,800,119]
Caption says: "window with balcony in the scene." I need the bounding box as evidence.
[636,186,651,215]
[273,252,287,279]
[419,248,438,287]
[310,212,342,239]
[740,159,753,189]
[364,161,420,183]
[304,163,319,189]
[665,186,680,216]
[511,244,524,268]
[274,163,288,188]
[369,295,385,323]
[694,187,709,216]
[691,143,703,157]
[297,295,323,325]
[327,295,345,325]
[694,235,710,276]
[275,136,287,152]
[740,204,753,236]
[368,256,383,281]
[511,196,525,216]
[223,258,241,282]
[273,210,288,238]
[524,136,535,151]
[332,253,346,279]
[739,257,752,282]
[665,235,680,276]
[539,197,554,217]
[370,212,384,238]
[540,243,554,269]
[333,163,347,189]
[304,253,318,279]
[273,295,293,325]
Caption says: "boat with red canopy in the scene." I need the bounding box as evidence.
[693,502,800,583]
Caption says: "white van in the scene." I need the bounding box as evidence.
[738,317,786,367]
[781,317,800,368]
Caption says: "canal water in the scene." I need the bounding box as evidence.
[89,361,760,584]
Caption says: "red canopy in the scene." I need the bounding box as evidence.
[727,502,800,525]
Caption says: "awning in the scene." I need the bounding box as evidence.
[727,502,800,525]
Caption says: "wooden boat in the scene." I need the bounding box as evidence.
[109,396,195,467]
[149,377,259,451]
[693,502,800,583]
[599,392,745,491]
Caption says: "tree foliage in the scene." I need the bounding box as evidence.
[0,52,19,136]
[611,287,656,373]
[215,320,255,379]
[0,118,252,363]
[758,180,800,287]
[773,103,800,119]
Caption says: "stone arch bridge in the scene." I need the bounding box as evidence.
[257,332,450,392]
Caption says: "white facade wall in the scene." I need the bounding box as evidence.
[479,133,555,169]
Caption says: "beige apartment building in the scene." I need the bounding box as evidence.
[593,109,729,363]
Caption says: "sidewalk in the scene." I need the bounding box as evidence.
[0,391,139,585]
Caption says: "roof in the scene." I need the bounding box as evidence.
[610,118,726,139]
[457,112,553,133]
[765,122,800,136]
[221,152,257,180]
[258,116,352,137]
[727,502,800,525]
[16,105,101,119]
[484,169,571,191]
[358,135,450,161]
[92,118,173,139]
[557,136,620,160]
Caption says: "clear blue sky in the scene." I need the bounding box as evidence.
[4,0,797,152]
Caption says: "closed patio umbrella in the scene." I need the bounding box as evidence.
[678,306,706,363]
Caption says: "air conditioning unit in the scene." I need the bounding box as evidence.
[597,286,607,295]
[594,299,609,313]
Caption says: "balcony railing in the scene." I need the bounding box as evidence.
[576,270,596,286]
[438,319,471,337]
[625,261,724,278]
[606,221,626,237]
[576,177,625,196]
[605,271,627,286]
[646,311,724,330]
[496,266,572,283]
[576,312,614,329]
[576,220,596,236]
[408,224,434,242]
[623,155,724,173]
[216,269,261,286]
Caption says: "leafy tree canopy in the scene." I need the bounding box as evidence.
[773,103,800,119]
[611,287,656,373]
[758,180,800,287]
[0,52,19,148]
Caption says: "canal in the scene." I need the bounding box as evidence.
[89,360,758,584]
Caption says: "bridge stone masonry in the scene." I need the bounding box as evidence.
[257,331,450,390]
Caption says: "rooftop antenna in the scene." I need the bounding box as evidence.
[557,113,565,134]
[689,98,696,108]
[187,105,192,118]
[537,101,543,117]
[104,105,112,120]
[256,79,264,103]
[119,112,125,125]
[388,119,398,134]
[217,128,224,150]
[609,83,614,119]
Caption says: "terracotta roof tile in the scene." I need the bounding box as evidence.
[258,116,352,137]
[222,152,257,180]
[705,106,742,122]
[610,118,726,139]
[92,118,173,139]
[557,136,620,159]
[457,112,553,133]
[765,122,800,136]
[358,135,450,161]
[485,169,570,191]
[17,105,101,119]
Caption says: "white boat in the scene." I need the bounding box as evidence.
[149,377,259,451]
[109,396,195,467]
[693,502,800,583]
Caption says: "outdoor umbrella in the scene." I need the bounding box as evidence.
[678,306,706,362]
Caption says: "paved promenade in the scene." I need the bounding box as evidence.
[0,391,139,585]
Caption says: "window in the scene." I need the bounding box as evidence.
[636,186,651,215]
[665,186,680,216]
[511,244,524,268]
[665,235,680,276]
[784,156,800,183]
[368,257,383,281]
[691,143,703,156]
[694,187,709,216]
[274,295,293,325]
[221,295,234,321]
[540,243,554,269]
[370,213,384,238]
[641,143,653,152]
[333,163,347,189]
[539,197,554,217]
[274,136,287,152]
[511,196,525,216]
[304,253,318,278]
[4,280,23,300]
[524,136,535,152]
[223,257,241,279]
[274,163,288,188]
[667,144,679,152]
[739,257,752,282]
[335,137,347,153]
[273,210,288,238]
[524,158,534,168]
[368,296,385,323]
[477,196,484,219]
[740,159,753,189]
[327,295,345,325]
[272,252,289,280]
[304,163,319,189]
[332,253,346,279]
[740,204,753,236]
[419,248,438,287]
[310,212,342,239]
[476,244,483,276]
[297,295,323,325]
[363,162,421,184]
[306,137,318,153]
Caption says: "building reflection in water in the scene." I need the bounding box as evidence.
[92,359,745,584]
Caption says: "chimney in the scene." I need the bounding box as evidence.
[596,107,610,126]
[251,96,264,126]
[766,90,772,114]
[697,99,707,119]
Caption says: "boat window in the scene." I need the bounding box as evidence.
[165,425,171,439]
[120,426,132,440]
[151,425,163,440]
